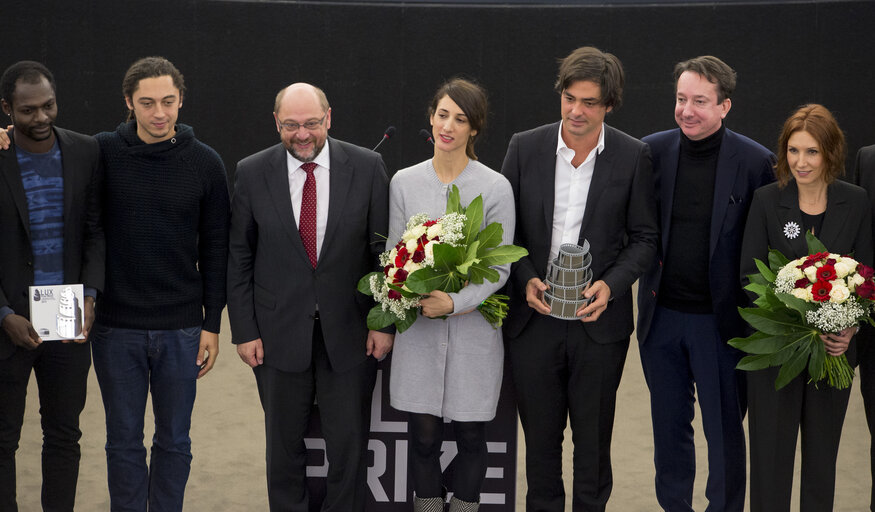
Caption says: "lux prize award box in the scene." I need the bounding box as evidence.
[29,284,85,341]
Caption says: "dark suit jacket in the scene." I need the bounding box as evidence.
[636,128,775,345]
[853,144,875,357]
[501,121,658,343]
[740,179,873,366]
[854,144,875,227]
[0,127,104,359]
[741,180,873,281]
[227,138,389,373]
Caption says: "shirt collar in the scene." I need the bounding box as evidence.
[556,121,606,157]
[286,139,331,172]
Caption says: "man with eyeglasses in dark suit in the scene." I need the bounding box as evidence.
[227,82,392,512]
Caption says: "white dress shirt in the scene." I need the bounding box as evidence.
[287,143,331,259]
[549,122,605,263]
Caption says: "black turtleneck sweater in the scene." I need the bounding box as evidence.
[95,121,230,332]
[658,124,725,313]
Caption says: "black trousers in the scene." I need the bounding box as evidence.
[747,365,851,512]
[254,319,377,512]
[0,340,91,512]
[507,314,629,512]
[859,326,875,511]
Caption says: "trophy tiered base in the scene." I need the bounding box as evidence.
[544,242,593,320]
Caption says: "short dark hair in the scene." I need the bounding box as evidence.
[122,56,185,120]
[775,104,846,187]
[0,61,56,107]
[428,78,488,160]
[554,47,624,110]
[673,56,736,102]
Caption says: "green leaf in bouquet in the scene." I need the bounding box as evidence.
[405,266,463,294]
[446,185,462,215]
[754,258,776,283]
[747,272,769,287]
[478,245,529,267]
[768,334,809,366]
[728,331,762,350]
[467,261,501,284]
[367,305,398,330]
[767,248,791,274]
[396,308,418,333]
[807,339,826,384]
[805,231,828,254]
[357,272,380,296]
[753,288,785,310]
[728,331,793,355]
[456,241,481,275]
[744,282,770,299]
[774,342,812,389]
[738,307,803,336]
[476,223,504,253]
[736,354,773,371]
[386,281,419,299]
[461,195,484,246]
[431,243,467,271]
[775,291,816,318]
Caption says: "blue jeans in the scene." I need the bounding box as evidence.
[91,323,201,512]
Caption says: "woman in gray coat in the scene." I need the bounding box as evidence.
[387,78,515,512]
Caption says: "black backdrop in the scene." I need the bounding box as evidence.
[2,0,874,181]
[3,0,873,508]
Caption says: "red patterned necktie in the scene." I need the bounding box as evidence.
[299,162,318,268]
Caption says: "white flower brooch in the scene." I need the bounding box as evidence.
[783,221,801,239]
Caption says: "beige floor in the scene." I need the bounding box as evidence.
[16,309,872,511]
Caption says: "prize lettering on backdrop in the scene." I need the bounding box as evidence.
[304,357,517,510]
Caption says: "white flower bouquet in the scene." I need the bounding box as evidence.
[358,185,528,333]
[730,233,875,389]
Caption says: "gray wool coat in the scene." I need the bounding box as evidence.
[387,159,515,421]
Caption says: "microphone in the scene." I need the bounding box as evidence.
[419,129,434,145]
[372,126,396,152]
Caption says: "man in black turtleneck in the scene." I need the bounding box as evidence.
[636,56,775,512]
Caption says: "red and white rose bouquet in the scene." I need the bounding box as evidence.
[358,185,527,333]
[730,233,875,389]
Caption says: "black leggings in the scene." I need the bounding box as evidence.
[409,412,487,503]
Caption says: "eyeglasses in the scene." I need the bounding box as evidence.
[277,114,327,132]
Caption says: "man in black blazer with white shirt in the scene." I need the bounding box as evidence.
[501,47,658,512]
[0,61,103,512]
[227,83,392,512]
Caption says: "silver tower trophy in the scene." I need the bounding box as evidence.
[543,241,593,320]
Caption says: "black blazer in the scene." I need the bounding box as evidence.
[741,179,874,287]
[740,179,873,366]
[636,128,775,345]
[853,144,875,353]
[0,127,104,359]
[854,144,875,229]
[501,121,658,343]
[227,138,389,373]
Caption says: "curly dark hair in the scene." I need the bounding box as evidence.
[122,56,185,121]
